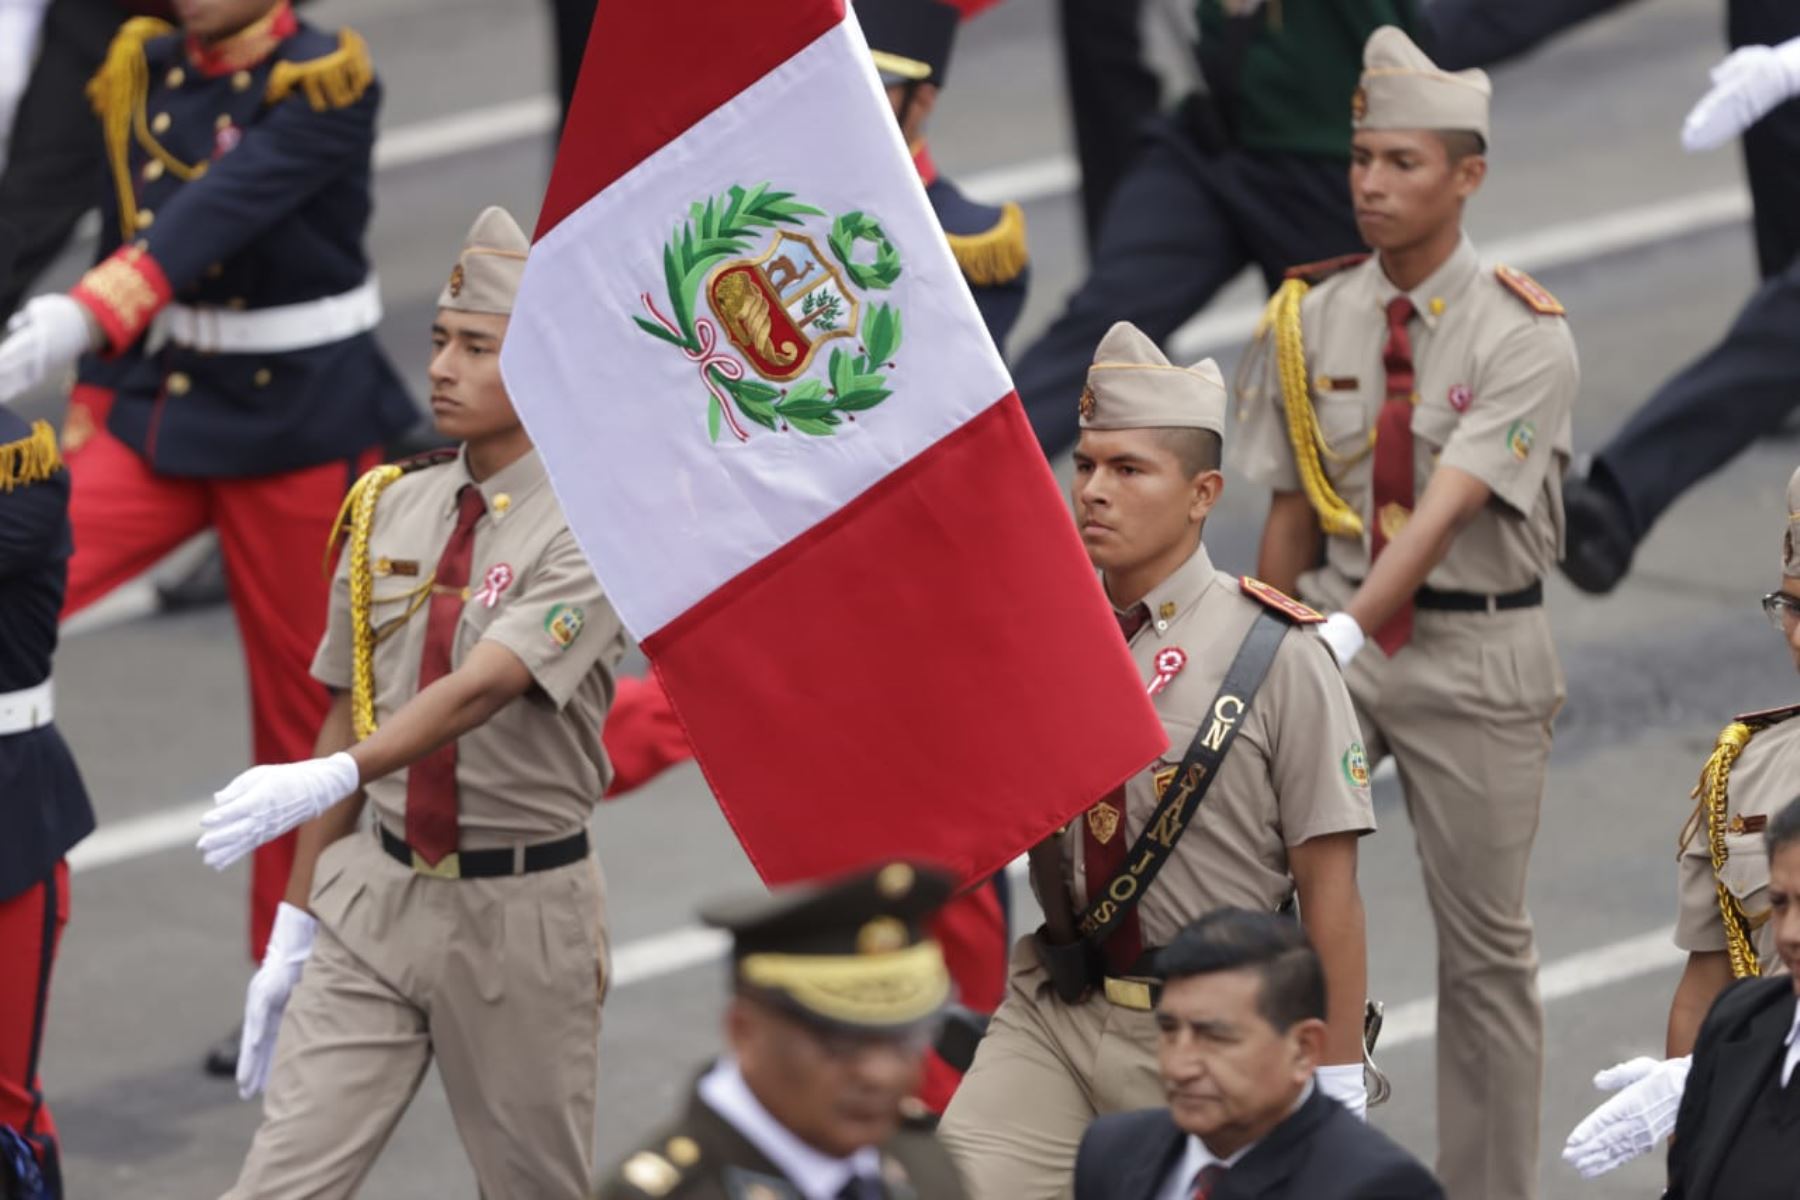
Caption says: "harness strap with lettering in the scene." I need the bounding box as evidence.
[1074,610,1290,947]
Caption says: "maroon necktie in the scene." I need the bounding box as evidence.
[404,484,484,865]
[1082,603,1151,975]
[1191,1164,1227,1199]
[1369,295,1417,655]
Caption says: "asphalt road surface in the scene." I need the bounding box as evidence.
[21,0,1800,1196]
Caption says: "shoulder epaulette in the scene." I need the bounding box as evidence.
[945,200,1027,287]
[0,421,65,494]
[1283,253,1368,284]
[1735,702,1800,725]
[390,446,459,474]
[266,28,373,111]
[1494,264,1565,316]
[87,17,177,242]
[1238,576,1324,624]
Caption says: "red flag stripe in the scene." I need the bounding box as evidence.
[536,0,847,240]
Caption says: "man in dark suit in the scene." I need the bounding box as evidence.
[1074,909,1439,1200]
[1664,794,1800,1199]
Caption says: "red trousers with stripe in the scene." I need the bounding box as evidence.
[0,861,69,1196]
[60,387,373,961]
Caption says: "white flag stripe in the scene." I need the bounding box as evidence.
[503,18,1013,640]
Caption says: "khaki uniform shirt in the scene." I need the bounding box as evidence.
[1676,711,1800,974]
[312,448,628,849]
[1059,545,1376,948]
[1233,236,1580,594]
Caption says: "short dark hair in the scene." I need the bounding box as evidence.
[1151,428,1222,479]
[1765,795,1800,858]
[1158,908,1325,1031]
[1435,130,1487,162]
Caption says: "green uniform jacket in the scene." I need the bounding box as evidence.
[597,1077,968,1200]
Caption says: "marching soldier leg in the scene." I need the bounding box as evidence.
[429,860,607,1197]
[0,862,68,1197]
[937,941,1107,1200]
[224,922,432,1200]
[1380,615,1560,1200]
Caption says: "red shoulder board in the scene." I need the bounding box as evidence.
[1238,576,1324,624]
[1494,264,1565,316]
[1735,702,1800,725]
[390,446,459,475]
[1283,253,1369,284]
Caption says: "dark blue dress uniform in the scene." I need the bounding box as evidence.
[55,2,412,969]
[920,156,1029,354]
[0,410,94,1200]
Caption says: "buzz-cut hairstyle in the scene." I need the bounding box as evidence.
[1151,428,1223,479]
[1765,794,1800,858]
[1158,907,1325,1031]
[1435,129,1487,162]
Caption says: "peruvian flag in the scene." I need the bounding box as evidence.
[501,0,1164,887]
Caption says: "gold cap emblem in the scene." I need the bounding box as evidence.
[857,916,909,955]
[448,262,465,298]
[1350,86,1368,120]
[1078,385,1097,421]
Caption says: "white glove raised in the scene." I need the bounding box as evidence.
[1316,1062,1368,1120]
[1317,612,1366,669]
[197,751,360,870]
[237,901,317,1099]
[1561,1054,1692,1179]
[1682,35,1800,151]
[0,294,97,405]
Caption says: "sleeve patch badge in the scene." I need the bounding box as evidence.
[1506,419,1536,462]
[1342,743,1371,789]
[544,603,585,648]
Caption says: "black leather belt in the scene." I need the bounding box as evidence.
[378,824,588,879]
[1343,577,1542,613]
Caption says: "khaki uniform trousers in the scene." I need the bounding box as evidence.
[224,831,610,1200]
[1311,572,1563,1200]
[937,937,1163,1200]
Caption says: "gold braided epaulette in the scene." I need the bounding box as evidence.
[1266,278,1363,538]
[266,28,373,111]
[87,17,176,243]
[0,421,65,493]
[946,201,1027,287]
[1684,716,1778,979]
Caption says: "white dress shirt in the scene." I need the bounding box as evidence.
[698,1058,883,1200]
[1782,995,1800,1088]
[1154,1080,1315,1200]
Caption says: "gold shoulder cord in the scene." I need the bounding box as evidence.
[87,17,175,243]
[325,464,404,740]
[1686,719,1763,978]
[1268,278,1364,538]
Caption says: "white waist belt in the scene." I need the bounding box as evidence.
[0,679,53,736]
[157,276,383,355]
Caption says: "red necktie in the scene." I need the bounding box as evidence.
[1369,295,1417,655]
[404,484,485,865]
[1082,604,1150,975]
[1191,1164,1227,1199]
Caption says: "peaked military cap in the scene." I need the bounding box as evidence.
[1784,466,1800,579]
[438,205,529,316]
[1354,25,1491,143]
[1079,321,1227,436]
[701,861,955,1034]
[858,0,959,87]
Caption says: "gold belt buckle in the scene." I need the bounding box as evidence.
[1103,976,1155,1011]
[410,850,461,879]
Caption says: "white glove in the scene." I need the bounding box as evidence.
[1561,1054,1692,1179]
[1316,1062,1368,1120]
[0,294,96,404]
[1682,36,1800,151]
[1317,612,1366,668]
[236,901,316,1099]
[197,751,360,870]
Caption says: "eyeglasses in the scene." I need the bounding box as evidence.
[1761,592,1800,632]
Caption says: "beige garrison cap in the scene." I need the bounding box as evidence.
[1353,25,1491,143]
[1078,321,1227,436]
[1784,466,1800,578]
[438,206,529,316]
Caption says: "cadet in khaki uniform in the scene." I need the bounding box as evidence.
[1233,28,1578,1200]
[937,322,1376,1200]
[596,862,969,1200]
[194,206,627,1199]
[1561,464,1800,1181]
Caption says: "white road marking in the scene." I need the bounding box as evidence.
[374,96,560,172]
[67,799,212,874]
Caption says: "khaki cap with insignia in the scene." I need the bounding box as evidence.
[1354,26,1491,143]
[1784,465,1800,578]
[437,205,529,316]
[1078,321,1227,436]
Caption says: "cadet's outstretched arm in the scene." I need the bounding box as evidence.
[1343,466,1490,637]
[344,640,533,785]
